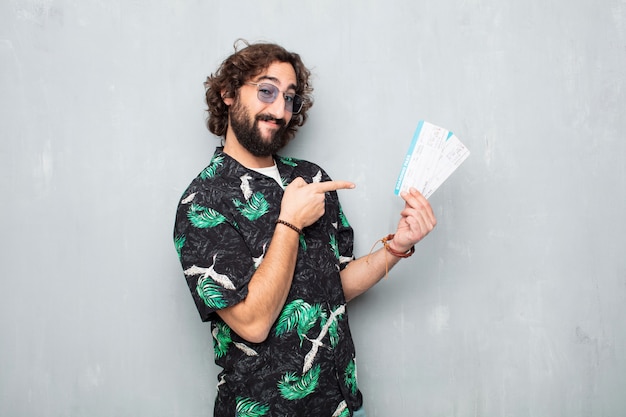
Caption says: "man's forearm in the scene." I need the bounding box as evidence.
[340,247,402,302]
[216,225,299,343]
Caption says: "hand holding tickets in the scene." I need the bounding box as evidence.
[394,120,470,198]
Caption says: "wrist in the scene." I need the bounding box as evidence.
[381,234,415,258]
[276,219,303,236]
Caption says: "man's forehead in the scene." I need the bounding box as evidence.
[254,62,297,90]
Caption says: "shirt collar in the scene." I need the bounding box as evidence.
[214,147,297,184]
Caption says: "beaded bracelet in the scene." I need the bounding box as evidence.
[276,219,303,236]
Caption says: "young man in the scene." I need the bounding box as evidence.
[173,40,436,417]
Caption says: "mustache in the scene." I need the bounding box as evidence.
[256,114,286,126]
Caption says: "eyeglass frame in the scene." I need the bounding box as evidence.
[245,82,304,115]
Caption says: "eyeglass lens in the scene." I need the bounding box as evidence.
[255,83,303,114]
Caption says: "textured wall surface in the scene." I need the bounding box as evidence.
[1,1,625,416]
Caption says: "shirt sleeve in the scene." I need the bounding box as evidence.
[316,166,355,271]
[173,187,256,322]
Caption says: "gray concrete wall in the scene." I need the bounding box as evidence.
[2,0,625,415]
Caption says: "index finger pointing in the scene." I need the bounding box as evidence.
[314,180,356,193]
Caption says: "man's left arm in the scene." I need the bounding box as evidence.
[340,188,437,302]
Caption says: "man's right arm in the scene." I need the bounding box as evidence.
[216,178,356,343]
[215,223,299,343]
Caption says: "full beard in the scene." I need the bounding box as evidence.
[229,101,290,157]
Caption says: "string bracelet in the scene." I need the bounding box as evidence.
[367,234,415,279]
[381,234,415,258]
[276,219,303,236]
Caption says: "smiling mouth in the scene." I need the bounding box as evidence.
[257,114,285,127]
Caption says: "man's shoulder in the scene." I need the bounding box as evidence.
[181,170,236,202]
[177,159,240,210]
[275,154,331,179]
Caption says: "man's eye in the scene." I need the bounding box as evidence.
[284,95,295,103]
[259,88,274,97]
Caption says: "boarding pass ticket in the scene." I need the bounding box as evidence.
[394,120,470,198]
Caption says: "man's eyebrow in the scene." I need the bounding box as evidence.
[256,75,297,91]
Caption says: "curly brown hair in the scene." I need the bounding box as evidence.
[204,40,314,140]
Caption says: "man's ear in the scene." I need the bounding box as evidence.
[221,90,234,106]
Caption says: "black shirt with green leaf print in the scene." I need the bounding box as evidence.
[174,147,363,417]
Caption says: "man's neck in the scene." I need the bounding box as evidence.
[222,135,275,169]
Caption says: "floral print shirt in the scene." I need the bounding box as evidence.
[173,148,363,417]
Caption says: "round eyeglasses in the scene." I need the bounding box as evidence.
[245,82,304,114]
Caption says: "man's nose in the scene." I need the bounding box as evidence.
[266,94,288,120]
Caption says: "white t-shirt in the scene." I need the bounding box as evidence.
[250,163,284,189]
